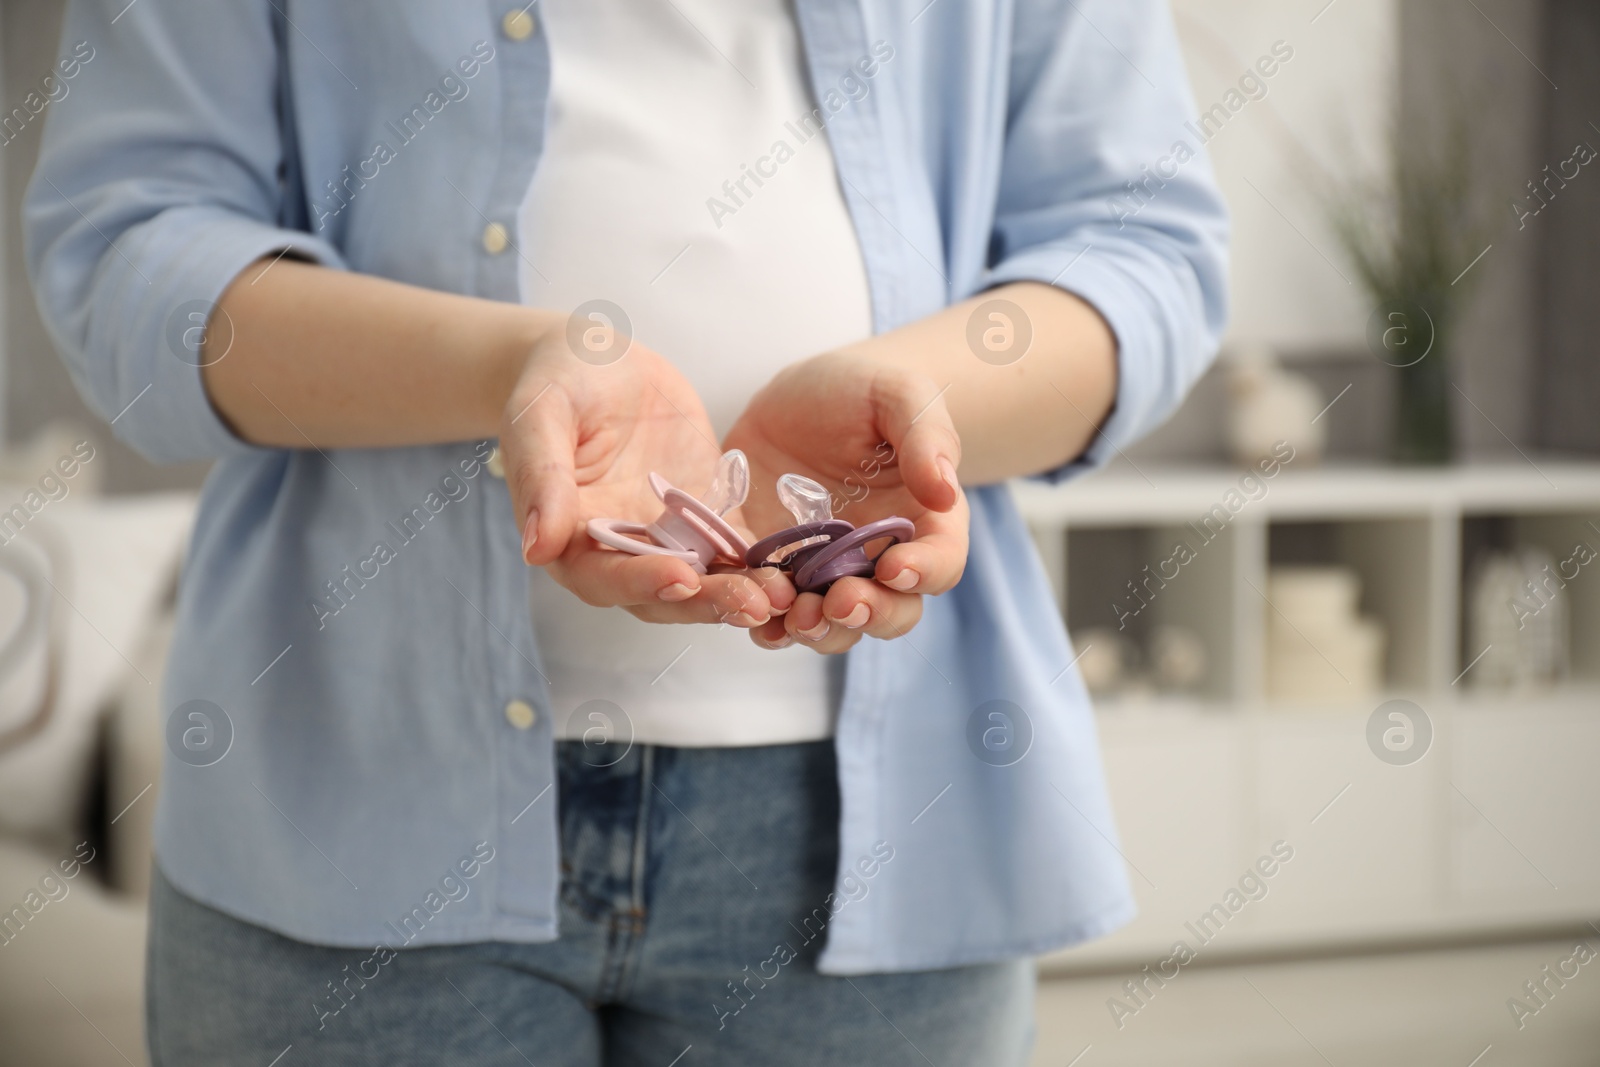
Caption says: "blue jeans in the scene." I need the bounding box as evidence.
[147,741,1035,1065]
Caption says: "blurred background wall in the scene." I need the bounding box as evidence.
[1146,0,1598,466]
[2,0,210,491]
[4,0,1599,483]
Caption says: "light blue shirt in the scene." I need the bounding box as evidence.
[25,0,1227,973]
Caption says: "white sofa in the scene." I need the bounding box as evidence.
[0,438,194,1067]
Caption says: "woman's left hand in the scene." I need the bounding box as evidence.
[723,352,970,654]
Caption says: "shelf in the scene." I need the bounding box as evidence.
[1017,461,1600,704]
[1046,695,1600,972]
[1089,683,1600,719]
[1017,462,1600,969]
[1011,460,1600,526]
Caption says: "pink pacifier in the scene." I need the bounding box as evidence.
[586,450,753,573]
[744,474,915,595]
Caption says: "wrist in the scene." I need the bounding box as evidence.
[483,305,565,430]
[820,349,942,420]
[825,339,934,390]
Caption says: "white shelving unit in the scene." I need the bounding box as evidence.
[1011,462,1600,970]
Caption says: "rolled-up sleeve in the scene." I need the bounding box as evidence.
[23,0,347,464]
[981,0,1230,482]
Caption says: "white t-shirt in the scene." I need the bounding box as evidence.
[516,0,874,746]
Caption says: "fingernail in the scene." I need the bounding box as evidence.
[767,634,795,650]
[885,569,920,592]
[730,611,767,627]
[521,510,539,561]
[834,603,870,629]
[658,583,697,602]
[757,569,793,615]
[799,620,831,642]
[937,456,959,494]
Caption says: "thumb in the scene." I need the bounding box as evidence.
[876,373,962,512]
[503,381,579,566]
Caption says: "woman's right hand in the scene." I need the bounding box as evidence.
[192,257,785,626]
[503,321,794,628]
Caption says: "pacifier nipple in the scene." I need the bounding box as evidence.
[703,450,750,516]
[776,474,834,525]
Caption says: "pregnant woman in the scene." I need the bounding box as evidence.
[25,0,1226,1063]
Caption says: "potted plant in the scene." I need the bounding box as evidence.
[1326,103,1485,464]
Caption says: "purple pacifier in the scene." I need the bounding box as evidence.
[745,474,915,595]
[587,450,753,574]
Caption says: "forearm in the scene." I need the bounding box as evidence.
[843,281,1117,485]
[201,257,561,448]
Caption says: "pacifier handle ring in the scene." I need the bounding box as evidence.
[659,488,751,563]
[838,516,917,560]
[793,517,917,593]
[745,521,855,571]
[586,518,702,567]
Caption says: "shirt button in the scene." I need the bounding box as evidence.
[486,447,505,479]
[504,700,536,730]
[482,222,509,255]
[502,9,536,41]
